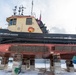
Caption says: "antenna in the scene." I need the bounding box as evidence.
[18,5,26,15]
[39,11,42,21]
[18,7,21,15]
[31,0,34,15]
[21,5,26,15]
[13,6,17,15]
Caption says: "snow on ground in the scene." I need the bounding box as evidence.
[0,70,39,75]
[0,70,76,75]
[61,72,76,75]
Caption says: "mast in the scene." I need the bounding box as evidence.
[31,0,34,15]
[39,11,42,21]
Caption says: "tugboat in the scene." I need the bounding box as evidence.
[0,1,76,75]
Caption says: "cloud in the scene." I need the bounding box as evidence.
[50,26,66,34]
[0,0,76,34]
[0,1,12,28]
[44,0,76,34]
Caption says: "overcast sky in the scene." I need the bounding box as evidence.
[1,0,76,34]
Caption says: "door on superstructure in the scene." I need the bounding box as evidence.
[26,59,30,70]
[22,55,35,70]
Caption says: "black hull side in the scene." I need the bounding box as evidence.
[0,29,76,44]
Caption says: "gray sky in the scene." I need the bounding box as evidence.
[0,0,76,34]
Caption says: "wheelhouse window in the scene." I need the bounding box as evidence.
[9,18,17,25]
[26,18,32,25]
[13,19,16,25]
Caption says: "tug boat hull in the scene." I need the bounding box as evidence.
[0,29,76,44]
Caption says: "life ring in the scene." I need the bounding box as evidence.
[28,27,35,32]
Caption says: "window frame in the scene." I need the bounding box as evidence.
[9,18,17,25]
[26,18,32,25]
